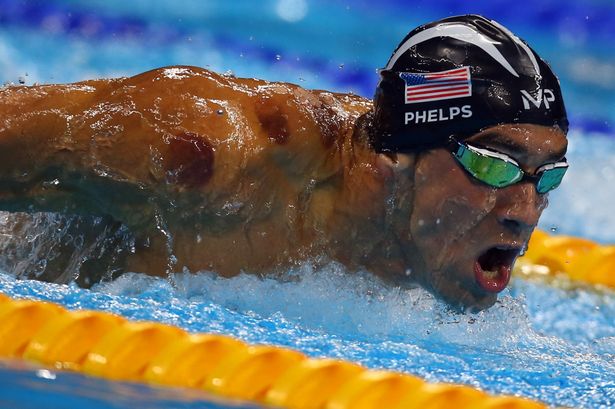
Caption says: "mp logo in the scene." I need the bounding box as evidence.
[520,89,555,110]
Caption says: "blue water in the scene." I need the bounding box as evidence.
[1,1,615,408]
[0,361,261,409]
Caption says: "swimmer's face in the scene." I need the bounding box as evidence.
[405,124,567,310]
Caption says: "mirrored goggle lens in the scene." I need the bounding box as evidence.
[455,144,523,188]
[536,165,568,193]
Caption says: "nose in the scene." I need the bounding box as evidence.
[495,182,546,235]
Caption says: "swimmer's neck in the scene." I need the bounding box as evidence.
[327,124,417,281]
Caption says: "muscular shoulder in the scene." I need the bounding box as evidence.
[118,65,372,171]
[120,65,372,146]
[91,66,374,197]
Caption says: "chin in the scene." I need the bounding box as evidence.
[450,290,498,312]
[427,270,500,312]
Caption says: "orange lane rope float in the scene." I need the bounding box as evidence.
[515,229,615,289]
[0,294,549,409]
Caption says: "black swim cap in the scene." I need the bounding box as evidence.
[371,14,568,152]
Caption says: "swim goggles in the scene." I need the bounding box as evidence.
[450,139,568,194]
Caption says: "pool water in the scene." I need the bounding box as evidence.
[1,1,615,408]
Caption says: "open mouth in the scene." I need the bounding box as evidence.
[474,247,521,293]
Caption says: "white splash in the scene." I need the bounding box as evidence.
[94,261,534,347]
[161,67,194,80]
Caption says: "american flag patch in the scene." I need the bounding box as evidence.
[399,67,472,104]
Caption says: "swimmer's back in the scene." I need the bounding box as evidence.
[122,65,372,186]
[0,65,372,229]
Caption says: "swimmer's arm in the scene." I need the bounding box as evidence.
[0,79,118,177]
[0,69,229,229]
[0,79,158,228]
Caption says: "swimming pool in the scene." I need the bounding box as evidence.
[0,1,614,408]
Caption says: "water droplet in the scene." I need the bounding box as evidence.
[36,369,56,380]
[550,226,558,232]
[405,268,412,276]
[338,63,345,69]
[275,54,282,61]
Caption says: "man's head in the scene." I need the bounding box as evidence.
[370,15,569,309]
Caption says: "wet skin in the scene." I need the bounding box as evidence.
[399,124,568,309]
[0,66,567,309]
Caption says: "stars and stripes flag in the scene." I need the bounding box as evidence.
[399,67,472,104]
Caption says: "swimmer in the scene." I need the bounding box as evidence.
[0,15,568,309]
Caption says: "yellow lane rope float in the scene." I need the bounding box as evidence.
[515,229,615,289]
[0,295,547,409]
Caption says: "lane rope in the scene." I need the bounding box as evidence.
[0,294,548,409]
[515,229,615,289]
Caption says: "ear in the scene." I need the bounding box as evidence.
[376,152,415,172]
